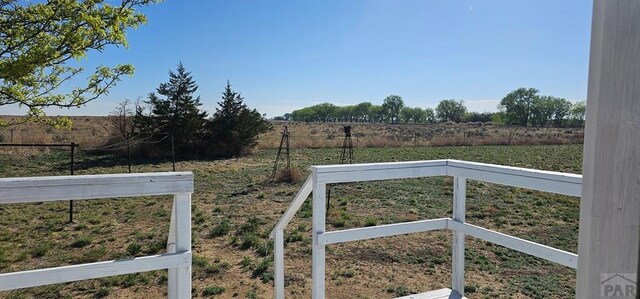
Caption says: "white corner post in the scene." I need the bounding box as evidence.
[274,228,285,299]
[451,176,466,296]
[577,0,640,297]
[311,169,326,299]
[167,193,192,299]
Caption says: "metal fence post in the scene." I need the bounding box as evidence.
[68,142,76,223]
[126,133,131,173]
[171,134,176,172]
[452,176,466,296]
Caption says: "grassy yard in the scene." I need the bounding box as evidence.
[0,144,582,298]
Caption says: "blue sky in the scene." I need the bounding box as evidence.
[6,0,593,117]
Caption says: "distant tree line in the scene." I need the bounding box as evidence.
[277,88,586,127]
[497,88,585,127]
[108,63,271,158]
[283,96,438,124]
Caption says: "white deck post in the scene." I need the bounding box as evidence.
[274,228,285,299]
[577,0,640,297]
[167,193,192,299]
[451,176,466,296]
[311,170,326,299]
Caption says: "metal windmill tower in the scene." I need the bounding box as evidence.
[271,126,291,181]
[340,125,354,164]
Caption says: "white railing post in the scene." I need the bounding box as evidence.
[167,193,192,299]
[311,171,326,299]
[452,176,466,296]
[274,228,285,299]
[269,175,313,299]
[268,161,581,298]
[0,173,194,294]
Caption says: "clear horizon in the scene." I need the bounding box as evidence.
[2,0,592,118]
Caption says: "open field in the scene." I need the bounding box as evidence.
[0,144,582,298]
[0,116,112,150]
[261,122,584,149]
[0,116,584,153]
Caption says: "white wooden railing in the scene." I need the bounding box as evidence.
[270,159,582,299]
[0,172,194,299]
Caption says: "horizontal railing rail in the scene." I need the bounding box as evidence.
[446,159,582,197]
[270,159,582,299]
[0,172,194,299]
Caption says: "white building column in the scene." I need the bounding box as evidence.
[576,0,640,298]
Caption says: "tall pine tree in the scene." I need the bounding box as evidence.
[209,81,271,157]
[142,63,207,155]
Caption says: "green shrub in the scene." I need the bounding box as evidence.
[246,287,258,299]
[240,234,262,250]
[126,243,142,256]
[205,261,230,275]
[95,287,111,298]
[237,216,265,235]
[202,285,225,296]
[364,216,378,227]
[465,285,477,293]
[387,286,411,296]
[70,237,92,248]
[30,242,51,258]
[240,256,253,268]
[285,232,304,243]
[252,258,271,278]
[209,219,231,238]
[79,246,107,263]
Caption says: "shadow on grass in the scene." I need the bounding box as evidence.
[71,150,228,174]
[72,153,175,173]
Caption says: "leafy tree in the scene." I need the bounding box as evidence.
[0,0,157,127]
[530,96,555,127]
[462,112,493,123]
[336,105,355,122]
[400,107,428,123]
[570,101,586,126]
[425,108,436,123]
[354,102,373,122]
[400,107,413,123]
[436,99,467,122]
[142,63,208,154]
[382,95,404,124]
[499,88,539,126]
[491,111,507,124]
[290,107,313,122]
[314,103,338,122]
[209,81,272,157]
[369,105,386,123]
[551,97,572,127]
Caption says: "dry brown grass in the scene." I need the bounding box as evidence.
[0,116,112,149]
[259,121,584,149]
[273,168,303,183]
[0,116,584,154]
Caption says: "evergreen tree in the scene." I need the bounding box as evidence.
[209,81,272,157]
[142,63,207,155]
